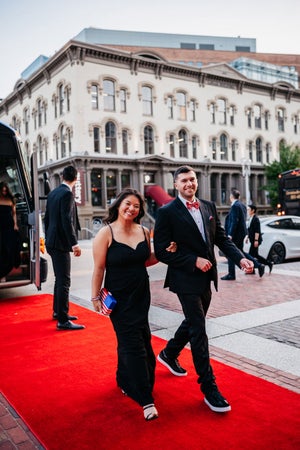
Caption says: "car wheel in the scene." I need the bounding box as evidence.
[268,242,286,264]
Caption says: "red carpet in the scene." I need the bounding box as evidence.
[0,294,299,450]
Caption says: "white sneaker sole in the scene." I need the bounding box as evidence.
[204,397,231,412]
[157,354,187,377]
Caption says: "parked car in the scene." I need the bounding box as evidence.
[244,215,300,264]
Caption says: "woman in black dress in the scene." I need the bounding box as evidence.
[0,182,19,279]
[91,188,175,421]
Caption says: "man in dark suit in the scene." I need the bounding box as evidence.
[45,165,85,330]
[154,165,253,413]
[246,204,273,273]
[221,189,248,280]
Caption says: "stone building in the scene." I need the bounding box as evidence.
[1,30,300,235]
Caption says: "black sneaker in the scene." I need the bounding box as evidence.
[157,350,187,376]
[203,382,231,413]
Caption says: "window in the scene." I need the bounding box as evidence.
[264,111,269,130]
[256,137,263,163]
[38,136,43,166]
[231,139,237,161]
[277,108,285,132]
[91,169,102,206]
[121,171,130,189]
[60,126,66,158]
[105,121,117,153]
[67,129,71,156]
[169,134,175,158]
[106,170,117,203]
[192,136,197,159]
[254,105,262,129]
[120,89,127,113]
[24,108,30,135]
[167,96,173,119]
[66,87,70,112]
[93,127,100,153]
[59,84,64,115]
[210,103,216,124]
[248,141,253,161]
[103,80,115,111]
[212,138,217,160]
[217,99,226,125]
[142,86,153,116]
[247,108,252,128]
[190,100,196,121]
[293,115,299,134]
[178,129,187,157]
[177,92,186,120]
[91,85,98,110]
[266,143,271,164]
[220,134,228,160]
[144,125,154,155]
[37,100,42,127]
[122,129,128,155]
[229,106,235,126]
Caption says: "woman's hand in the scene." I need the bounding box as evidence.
[166,241,177,253]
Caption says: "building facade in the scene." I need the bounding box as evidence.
[1,37,300,235]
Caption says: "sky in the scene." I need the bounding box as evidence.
[0,0,299,99]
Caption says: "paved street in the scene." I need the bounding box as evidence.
[1,239,300,448]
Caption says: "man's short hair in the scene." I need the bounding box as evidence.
[174,165,195,182]
[230,188,240,200]
[62,165,77,182]
[248,204,257,213]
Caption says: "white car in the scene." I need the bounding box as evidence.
[244,215,300,264]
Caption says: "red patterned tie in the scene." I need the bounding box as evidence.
[186,201,199,210]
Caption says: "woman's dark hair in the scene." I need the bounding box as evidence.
[103,188,145,224]
[0,182,15,203]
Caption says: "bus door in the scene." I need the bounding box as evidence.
[0,121,46,290]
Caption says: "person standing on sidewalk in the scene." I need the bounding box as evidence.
[154,165,253,413]
[246,204,273,274]
[45,165,85,330]
[221,189,249,281]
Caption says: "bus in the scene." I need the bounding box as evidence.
[277,168,300,216]
[0,121,47,290]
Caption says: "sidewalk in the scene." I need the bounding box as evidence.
[1,240,299,448]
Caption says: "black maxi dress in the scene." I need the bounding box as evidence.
[104,225,156,407]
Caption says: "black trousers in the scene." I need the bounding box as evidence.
[249,244,270,265]
[47,248,71,323]
[164,288,215,388]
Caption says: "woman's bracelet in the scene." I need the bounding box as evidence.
[91,296,100,302]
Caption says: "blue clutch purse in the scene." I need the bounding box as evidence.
[99,288,117,316]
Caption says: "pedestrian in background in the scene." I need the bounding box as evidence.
[221,189,248,280]
[154,165,253,414]
[45,165,85,330]
[246,204,273,274]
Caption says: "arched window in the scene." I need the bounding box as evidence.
[247,108,252,128]
[167,96,174,119]
[93,127,100,153]
[59,84,64,115]
[144,125,154,155]
[38,136,43,166]
[24,107,30,135]
[217,99,226,125]
[264,110,269,130]
[254,105,262,129]
[91,85,98,110]
[169,134,175,158]
[277,108,285,132]
[177,92,186,120]
[231,139,237,161]
[105,121,117,153]
[212,138,217,160]
[122,129,128,155]
[229,105,235,126]
[220,134,228,160]
[190,100,196,121]
[37,99,42,127]
[266,143,271,164]
[192,136,197,159]
[142,86,153,116]
[178,129,187,157]
[120,89,127,113]
[256,137,263,163]
[210,103,216,124]
[60,126,66,158]
[103,80,115,111]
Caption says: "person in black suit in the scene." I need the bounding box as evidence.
[246,204,273,273]
[44,165,85,330]
[154,165,253,413]
[221,189,248,280]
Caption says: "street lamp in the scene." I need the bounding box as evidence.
[241,158,251,207]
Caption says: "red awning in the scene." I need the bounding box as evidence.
[144,185,174,207]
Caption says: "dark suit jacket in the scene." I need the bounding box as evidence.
[154,197,244,295]
[44,184,81,252]
[248,214,262,245]
[225,200,247,247]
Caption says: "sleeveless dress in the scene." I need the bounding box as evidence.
[0,204,20,278]
[104,225,156,407]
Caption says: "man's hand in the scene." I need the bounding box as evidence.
[73,245,81,257]
[196,257,212,272]
[240,258,254,273]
